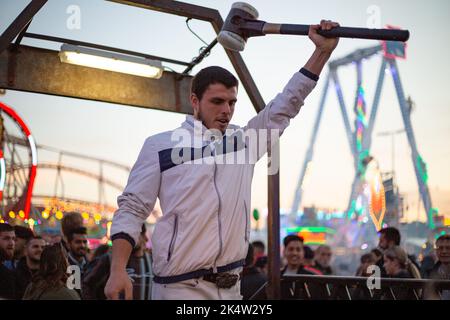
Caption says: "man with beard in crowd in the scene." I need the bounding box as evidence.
[3,225,34,270]
[15,236,47,299]
[67,226,89,272]
[0,223,16,299]
[314,245,334,275]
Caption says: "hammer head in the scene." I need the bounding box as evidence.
[217,2,259,51]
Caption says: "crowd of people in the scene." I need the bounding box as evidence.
[240,227,449,300]
[0,214,449,300]
[0,212,151,300]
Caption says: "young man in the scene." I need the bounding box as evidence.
[378,227,401,251]
[67,226,89,272]
[60,212,83,250]
[280,235,324,299]
[15,236,46,299]
[0,223,16,299]
[106,20,340,300]
[3,225,34,270]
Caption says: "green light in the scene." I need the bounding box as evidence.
[416,155,428,184]
[428,208,436,230]
[356,140,362,152]
[286,226,336,234]
[348,200,356,219]
[303,241,326,245]
[253,209,260,221]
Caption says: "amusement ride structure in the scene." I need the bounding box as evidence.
[290,39,438,233]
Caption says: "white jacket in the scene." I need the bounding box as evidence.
[111,71,317,278]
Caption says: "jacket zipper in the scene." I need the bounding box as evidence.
[167,214,179,262]
[244,200,249,242]
[212,157,223,272]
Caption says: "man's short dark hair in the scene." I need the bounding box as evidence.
[251,240,265,251]
[0,223,14,233]
[283,234,304,247]
[67,226,87,242]
[190,66,238,101]
[26,235,44,245]
[379,227,401,245]
[13,225,34,240]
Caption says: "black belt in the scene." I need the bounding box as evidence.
[153,259,245,285]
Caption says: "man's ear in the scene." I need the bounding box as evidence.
[190,93,199,118]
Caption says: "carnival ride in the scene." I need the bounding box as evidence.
[290,39,438,235]
[0,104,134,240]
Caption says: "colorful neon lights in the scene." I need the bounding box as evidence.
[365,159,386,231]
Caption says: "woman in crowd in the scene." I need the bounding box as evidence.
[23,243,80,300]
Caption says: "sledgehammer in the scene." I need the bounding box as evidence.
[217,2,410,51]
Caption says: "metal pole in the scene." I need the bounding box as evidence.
[267,142,280,299]
[0,0,48,54]
[387,59,434,228]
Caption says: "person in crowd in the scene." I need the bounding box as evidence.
[382,246,417,300]
[66,226,89,272]
[424,234,450,300]
[420,252,437,279]
[254,255,268,276]
[376,227,421,279]
[383,246,414,279]
[15,236,46,299]
[82,224,152,300]
[3,225,34,270]
[60,212,83,251]
[23,243,80,300]
[240,243,267,300]
[0,223,16,299]
[314,245,333,275]
[251,240,266,261]
[280,235,325,299]
[352,252,377,300]
[303,246,323,274]
[355,253,376,277]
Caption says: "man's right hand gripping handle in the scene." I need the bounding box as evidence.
[104,239,134,300]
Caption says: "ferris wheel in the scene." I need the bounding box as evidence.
[0,101,37,221]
